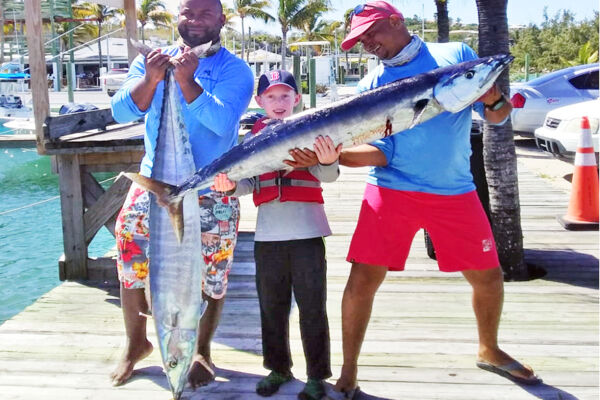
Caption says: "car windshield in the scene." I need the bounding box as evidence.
[525,64,598,87]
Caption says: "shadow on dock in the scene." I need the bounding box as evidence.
[525,249,599,290]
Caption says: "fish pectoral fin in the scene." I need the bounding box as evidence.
[167,196,185,244]
[409,99,430,129]
[122,173,185,242]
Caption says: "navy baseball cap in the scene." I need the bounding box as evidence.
[257,69,298,95]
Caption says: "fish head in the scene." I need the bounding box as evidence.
[158,324,197,399]
[433,54,514,113]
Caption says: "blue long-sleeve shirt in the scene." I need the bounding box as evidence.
[111,46,254,177]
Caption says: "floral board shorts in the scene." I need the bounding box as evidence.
[115,182,240,299]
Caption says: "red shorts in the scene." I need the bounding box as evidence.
[347,184,499,272]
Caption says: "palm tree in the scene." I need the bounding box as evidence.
[475,0,529,280]
[75,3,121,81]
[233,0,274,61]
[137,0,173,43]
[434,0,449,42]
[277,0,329,70]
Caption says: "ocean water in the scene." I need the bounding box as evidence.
[0,145,116,324]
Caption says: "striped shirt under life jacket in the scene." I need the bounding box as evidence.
[251,117,324,206]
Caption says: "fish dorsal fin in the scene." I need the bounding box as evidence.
[409,99,429,129]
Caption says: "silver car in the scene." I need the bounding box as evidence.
[510,63,599,137]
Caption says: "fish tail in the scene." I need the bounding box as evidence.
[129,38,153,57]
[122,173,185,243]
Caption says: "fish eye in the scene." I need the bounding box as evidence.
[465,70,475,79]
[168,360,178,368]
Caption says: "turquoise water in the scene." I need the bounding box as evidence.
[0,147,116,324]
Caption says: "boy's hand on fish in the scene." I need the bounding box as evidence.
[144,49,171,85]
[211,173,236,192]
[171,46,199,85]
[284,148,319,168]
[313,136,342,165]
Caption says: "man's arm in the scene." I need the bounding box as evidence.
[339,144,388,167]
[129,49,171,111]
[478,83,513,124]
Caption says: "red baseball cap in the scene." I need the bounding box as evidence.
[341,1,404,51]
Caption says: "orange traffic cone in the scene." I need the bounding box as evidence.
[557,116,599,230]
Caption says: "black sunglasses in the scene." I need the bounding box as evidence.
[349,4,391,21]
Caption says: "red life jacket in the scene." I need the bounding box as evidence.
[251,117,324,206]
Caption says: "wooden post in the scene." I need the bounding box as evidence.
[57,155,88,280]
[124,0,138,65]
[293,55,303,113]
[24,0,50,154]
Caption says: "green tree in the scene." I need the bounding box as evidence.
[75,3,121,78]
[137,0,172,43]
[559,41,599,66]
[476,0,529,280]
[233,0,274,61]
[277,0,329,70]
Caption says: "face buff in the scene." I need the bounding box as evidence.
[381,35,423,67]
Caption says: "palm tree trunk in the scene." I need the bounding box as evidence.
[141,23,146,43]
[476,0,529,281]
[240,17,245,61]
[281,29,287,70]
[435,0,449,43]
[97,21,103,86]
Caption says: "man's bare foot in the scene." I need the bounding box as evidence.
[477,347,541,384]
[109,339,153,386]
[188,354,215,389]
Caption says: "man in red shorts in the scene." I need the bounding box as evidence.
[323,1,541,398]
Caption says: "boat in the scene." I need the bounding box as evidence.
[0,72,33,125]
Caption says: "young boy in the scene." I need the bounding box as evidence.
[212,69,342,400]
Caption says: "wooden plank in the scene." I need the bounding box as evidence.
[83,174,132,243]
[79,150,144,168]
[45,108,115,140]
[24,0,50,154]
[56,154,87,280]
[0,134,37,148]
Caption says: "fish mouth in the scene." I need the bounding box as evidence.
[478,54,514,89]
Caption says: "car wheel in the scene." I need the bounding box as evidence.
[107,90,115,97]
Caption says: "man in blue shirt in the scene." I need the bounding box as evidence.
[109,0,253,389]
[326,2,541,398]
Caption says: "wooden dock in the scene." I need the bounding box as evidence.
[0,161,598,400]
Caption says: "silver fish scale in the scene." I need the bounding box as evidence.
[148,70,206,398]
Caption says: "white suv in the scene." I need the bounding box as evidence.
[103,68,129,97]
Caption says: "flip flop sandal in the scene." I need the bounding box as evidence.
[476,360,542,385]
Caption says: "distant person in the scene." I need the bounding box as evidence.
[212,70,341,400]
[322,2,540,399]
[109,0,253,389]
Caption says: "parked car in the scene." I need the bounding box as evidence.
[534,99,599,160]
[103,68,129,97]
[510,64,599,137]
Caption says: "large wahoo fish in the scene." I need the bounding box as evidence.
[127,54,513,241]
[130,40,217,400]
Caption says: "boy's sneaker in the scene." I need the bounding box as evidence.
[298,378,325,400]
[256,370,293,397]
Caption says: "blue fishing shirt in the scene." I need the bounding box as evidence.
[111,46,254,177]
[358,42,488,195]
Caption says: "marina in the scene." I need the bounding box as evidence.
[0,158,598,399]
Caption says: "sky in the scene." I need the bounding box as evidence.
[163,0,599,36]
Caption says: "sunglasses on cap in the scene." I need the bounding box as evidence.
[349,3,393,21]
